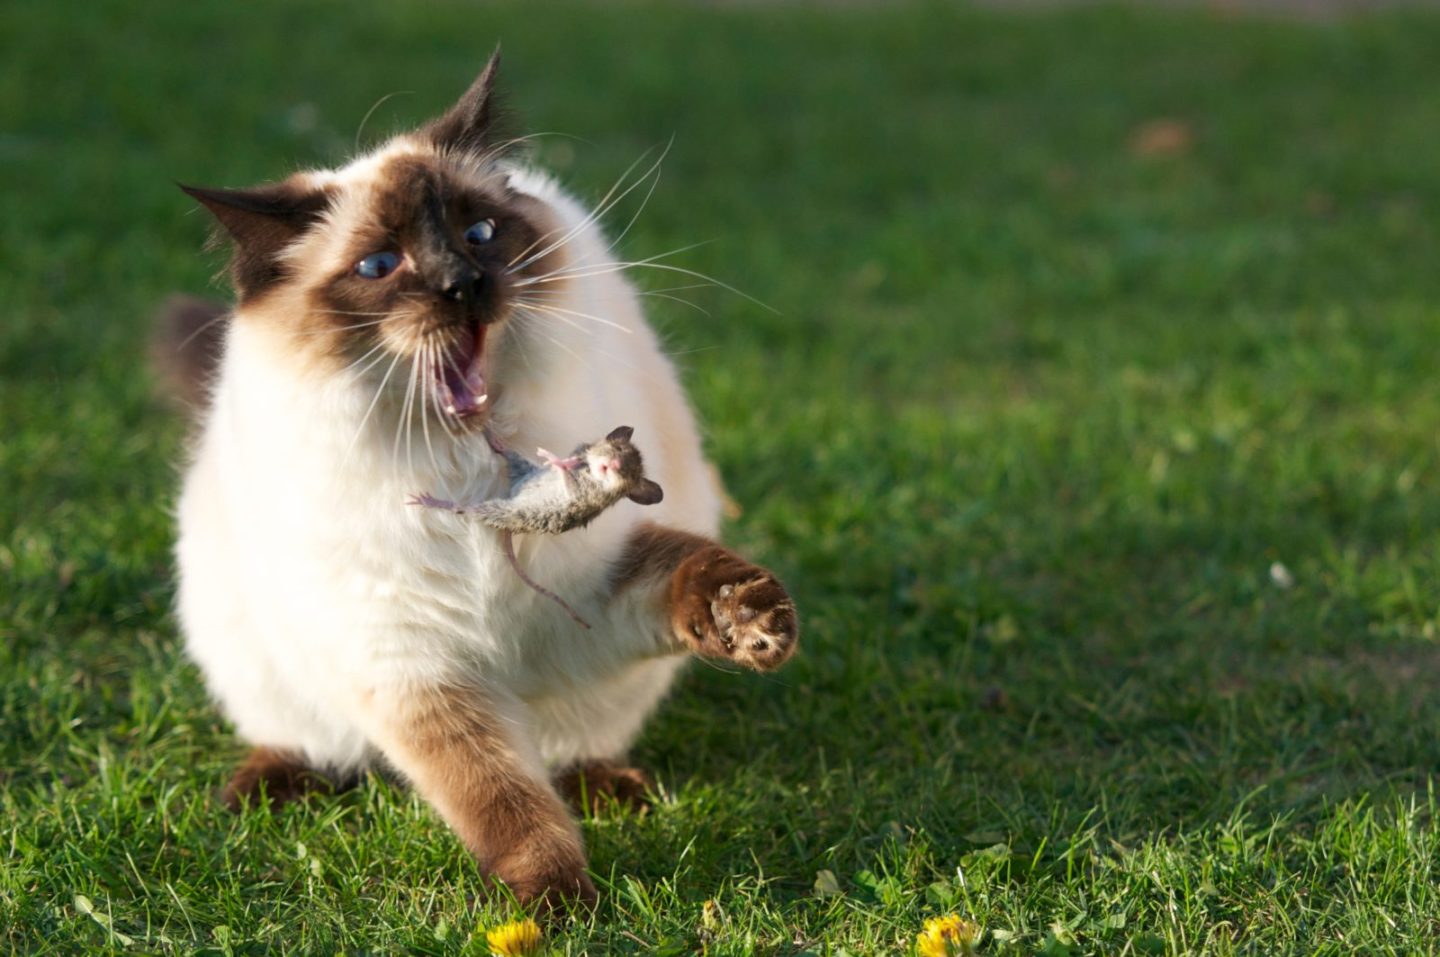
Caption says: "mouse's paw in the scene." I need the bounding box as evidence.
[409,493,461,511]
[536,447,583,471]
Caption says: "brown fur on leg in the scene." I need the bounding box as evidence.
[364,685,596,912]
[221,746,336,811]
[554,762,654,816]
[612,522,799,672]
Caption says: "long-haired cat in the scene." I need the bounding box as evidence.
[166,52,798,910]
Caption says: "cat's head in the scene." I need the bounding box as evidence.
[183,51,566,425]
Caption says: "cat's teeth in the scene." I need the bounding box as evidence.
[476,394,488,405]
[445,404,457,414]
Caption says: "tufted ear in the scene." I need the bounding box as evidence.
[423,47,502,155]
[180,181,331,297]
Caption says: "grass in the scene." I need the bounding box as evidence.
[4,0,1440,953]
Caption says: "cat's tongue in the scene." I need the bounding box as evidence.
[438,326,488,418]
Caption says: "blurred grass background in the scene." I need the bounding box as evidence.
[5,1,1440,953]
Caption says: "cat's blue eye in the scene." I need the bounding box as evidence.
[355,251,400,279]
[464,219,497,245]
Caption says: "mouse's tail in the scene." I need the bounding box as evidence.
[150,294,229,417]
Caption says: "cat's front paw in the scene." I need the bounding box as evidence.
[671,547,798,672]
[489,840,597,914]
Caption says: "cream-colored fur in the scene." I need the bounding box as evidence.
[176,139,720,781]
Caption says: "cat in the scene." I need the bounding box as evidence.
[164,52,798,910]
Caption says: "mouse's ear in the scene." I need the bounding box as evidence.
[606,425,635,443]
[626,479,663,506]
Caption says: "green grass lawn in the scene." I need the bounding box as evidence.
[5,1,1440,953]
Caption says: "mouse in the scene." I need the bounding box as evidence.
[410,426,664,627]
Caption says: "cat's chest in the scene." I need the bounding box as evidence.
[315,484,624,686]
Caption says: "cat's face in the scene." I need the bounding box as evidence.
[185,53,564,426]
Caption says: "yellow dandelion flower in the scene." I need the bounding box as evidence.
[485,918,543,957]
[916,914,978,957]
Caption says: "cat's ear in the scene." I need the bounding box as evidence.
[423,47,502,154]
[180,182,330,297]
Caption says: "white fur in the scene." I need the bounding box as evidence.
[176,143,721,778]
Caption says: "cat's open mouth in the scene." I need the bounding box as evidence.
[433,324,489,419]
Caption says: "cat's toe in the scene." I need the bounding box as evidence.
[671,546,800,671]
[712,575,798,672]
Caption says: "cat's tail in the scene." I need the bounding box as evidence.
[151,294,228,416]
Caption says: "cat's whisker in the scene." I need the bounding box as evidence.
[662,343,721,358]
[315,309,396,319]
[418,342,438,475]
[504,313,541,376]
[173,309,231,354]
[513,309,643,376]
[419,341,456,473]
[504,221,581,276]
[518,300,632,336]
[339,338,394,378]
[638,290,712,318]
[354,90,414,153]
[408,349,423,470]
[393,347,421,468]
[505,143,668,274]
[518,281,713,317]
[693,655,745,677]
[523,239,712,279]
[489,130,592,155]
[602,135,671,256]
[513,240,710,289]
[519,304,591,340]
[343,348,405,468]
[288,318,394,340]
[521,258,774,313]
[504,148,659,270]
[510,311,588,368]
[427,343,464,442]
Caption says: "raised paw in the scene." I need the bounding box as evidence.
[671,546,799,672]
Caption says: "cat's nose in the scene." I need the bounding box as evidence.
[440,268,486,303]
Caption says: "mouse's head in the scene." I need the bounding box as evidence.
[587,426,663,505]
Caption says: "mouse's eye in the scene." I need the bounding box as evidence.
[355,251,401,279]
[464,219,496,245]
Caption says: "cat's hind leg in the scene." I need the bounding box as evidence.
[221,746,351,811]
[553,761,654,815]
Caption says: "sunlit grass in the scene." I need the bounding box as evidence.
[5,1,1440,953]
